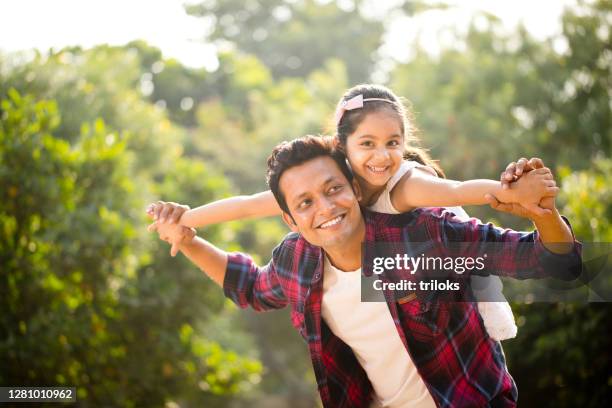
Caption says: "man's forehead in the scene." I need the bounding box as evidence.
[279,156,347,200]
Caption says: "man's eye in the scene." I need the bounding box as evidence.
[298,199,311,209]
[329,185,343,193]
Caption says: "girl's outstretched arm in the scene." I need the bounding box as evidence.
[390,163,558,216]
[179,190,282,228]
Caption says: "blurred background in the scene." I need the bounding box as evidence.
[1,0,610,406]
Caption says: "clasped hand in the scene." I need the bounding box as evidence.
[146,202,194,257]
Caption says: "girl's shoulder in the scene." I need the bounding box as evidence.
[389,160,436,190]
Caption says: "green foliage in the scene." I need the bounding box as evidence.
[558,156,612,242]
[185,0,384,83]
[0,87,262,406]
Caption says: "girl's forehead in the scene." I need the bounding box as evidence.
[351,109,404,136]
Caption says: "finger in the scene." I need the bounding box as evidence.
[515,158,528,175]
[169,204,188,224]
[545,186,560,196]
[153,201,166,220]
[492,203,513,214]
[159,203,175,223]
[504,162,517,180]
[532,167,551,175]
[147,222,159,232]
[540,172,554,180]
[485,194,504,211]
[500,172,510,189]
[528,157,544,169]
[525,203,551,217]
[170,243,179,257]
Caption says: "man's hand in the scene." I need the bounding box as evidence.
[485,194,556,220]
[146,201,193,256]
[500,157,545,189]
[148,221,196,256]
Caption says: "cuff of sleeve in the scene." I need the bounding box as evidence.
[534,215,583,280]
[222,252,253,307]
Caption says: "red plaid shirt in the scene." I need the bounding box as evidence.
[223,208,581,408]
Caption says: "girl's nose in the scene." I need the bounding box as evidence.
[374,147,390,160]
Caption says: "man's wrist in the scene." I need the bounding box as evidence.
[530,207,561,225]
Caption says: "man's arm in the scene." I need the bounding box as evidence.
[150,214,288,311]
[178,235,228,286]
[485,195,574,254]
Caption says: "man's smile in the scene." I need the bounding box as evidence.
[316,213,346,229]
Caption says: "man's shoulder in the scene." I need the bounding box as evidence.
[273,231,321,261]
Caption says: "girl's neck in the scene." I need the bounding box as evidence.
[356,175,387,207]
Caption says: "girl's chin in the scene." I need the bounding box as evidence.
[361,174,391,187]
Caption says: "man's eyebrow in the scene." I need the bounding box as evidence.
[289,176,340,202]
[322,176,340,186]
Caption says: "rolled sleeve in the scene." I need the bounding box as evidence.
[223,252,288,311]
[532,216,583,281]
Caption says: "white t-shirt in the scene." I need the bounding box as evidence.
[321,256,437,408]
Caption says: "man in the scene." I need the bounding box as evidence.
[148,136,580,407]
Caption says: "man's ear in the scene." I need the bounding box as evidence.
[351,178,363,202]
[281,211,299,232]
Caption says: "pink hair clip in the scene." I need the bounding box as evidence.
[334,94,396,126]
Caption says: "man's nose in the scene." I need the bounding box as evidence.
[316,195,336,215]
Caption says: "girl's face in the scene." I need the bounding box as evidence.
[344,109,404,190]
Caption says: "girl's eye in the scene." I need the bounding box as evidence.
[388,140,400,147]
[360,141,374,147]
[329,185,343,194]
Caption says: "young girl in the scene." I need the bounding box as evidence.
[149,84,558,341]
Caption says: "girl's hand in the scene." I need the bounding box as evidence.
[500,157,545,189]
[509,167,559,216]
[146,201,190,224]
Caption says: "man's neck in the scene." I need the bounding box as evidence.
[324,220,365,272]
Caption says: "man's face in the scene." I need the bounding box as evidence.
[279,156,364,250]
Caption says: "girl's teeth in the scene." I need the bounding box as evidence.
[368,166,387,173]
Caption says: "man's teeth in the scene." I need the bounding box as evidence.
[368,165,387,173]
[320,215,343,229]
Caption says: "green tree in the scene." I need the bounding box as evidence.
[185,0,385,83]
[0,89,262,406]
